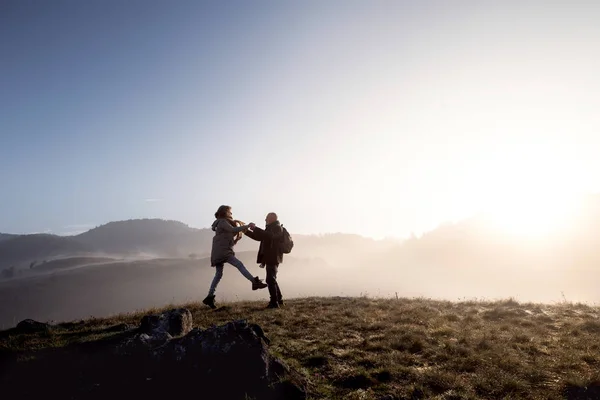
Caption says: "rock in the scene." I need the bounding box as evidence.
[4,312,307,400]
[170,320,271,377]
[140,331,173,347]
[249,323,270,345]
[116,331,172,358]
[270,357,291,377]
[15,319,51,334]
[116,308,191,356]
[112,317,306,399]
[139,308,192,337]
[168,320,304,398]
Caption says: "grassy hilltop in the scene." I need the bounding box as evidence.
[2,297,600,399]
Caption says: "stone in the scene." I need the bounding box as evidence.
[139,308,192,337]
[114,318,306,399]
[15,319,51,334]
[3,312,307,400]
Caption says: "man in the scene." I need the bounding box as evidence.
[246,212,285,308]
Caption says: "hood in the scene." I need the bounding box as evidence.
[211,219,221,231]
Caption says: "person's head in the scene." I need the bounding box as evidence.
[215,205,233,220]
[265,212,278,225]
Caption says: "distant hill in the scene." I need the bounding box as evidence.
[74,219,212,256]
[33,256,120,272]
[0,233,19,242]
[0,234,94,269]
[0,218,390,271]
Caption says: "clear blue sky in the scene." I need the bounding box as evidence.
[2,1,600,238]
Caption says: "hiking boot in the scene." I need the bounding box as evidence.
[277,299,285,306]
[266,302,280,309]
[202,294,217,309]
[252,277,268,290]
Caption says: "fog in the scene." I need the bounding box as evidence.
[5,199,600,328]
[2,228,600,329]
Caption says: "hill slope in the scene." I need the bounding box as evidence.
[0,253,331,328]
[0,218,393,271]
[0,234,94,269]
[1,297,599,399]
[0,233,19,242]
[74,219,211,256]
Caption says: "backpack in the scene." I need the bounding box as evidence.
[280,225,294,254]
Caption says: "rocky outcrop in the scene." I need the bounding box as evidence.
[139,308,192,337]
[4,309,307,399]
[113,310,306,399]
[120,308,194,349]
[15,319,51,334]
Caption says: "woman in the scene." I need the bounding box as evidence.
[203,205,267,309]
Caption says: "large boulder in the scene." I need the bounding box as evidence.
[165,320,273,377]
[139,308,192,337]
[164,320,305,398]
[117,308,192,355]
[5,310,307,400]
[15,319,51,334]
[114,313,306,399]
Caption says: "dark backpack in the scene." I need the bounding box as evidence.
[280,225,294,254]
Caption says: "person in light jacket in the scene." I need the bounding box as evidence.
[202,205,267,309]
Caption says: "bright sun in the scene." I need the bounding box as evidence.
[468,143,586,240]
[481,190,582,239]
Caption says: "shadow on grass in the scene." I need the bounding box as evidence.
[563,380,600,399]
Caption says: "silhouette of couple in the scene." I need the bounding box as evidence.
[203,205,285,309]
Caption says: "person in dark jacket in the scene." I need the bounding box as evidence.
[245,212,285,308]
[202,205,267,309]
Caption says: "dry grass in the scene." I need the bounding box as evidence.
[2,296,600,399]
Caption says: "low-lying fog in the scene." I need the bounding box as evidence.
[1,239,598,329]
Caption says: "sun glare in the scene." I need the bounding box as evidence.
[482,191,581,239]
[461,137,588,240]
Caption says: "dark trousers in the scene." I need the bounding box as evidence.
[265,264,282,303]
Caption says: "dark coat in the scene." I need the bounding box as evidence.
[210,219,248,266]
[245,221,284,265]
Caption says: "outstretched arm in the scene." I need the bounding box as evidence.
[244,229,260,241]
[219,219,248,234]
[251,226,283,241]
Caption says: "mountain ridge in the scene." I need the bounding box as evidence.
[0,218,387,270]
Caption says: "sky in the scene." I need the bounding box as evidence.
[2,0,600,239]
